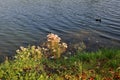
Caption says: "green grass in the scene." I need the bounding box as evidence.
[0,48,120,80]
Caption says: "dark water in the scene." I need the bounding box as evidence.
[0,0,120,56]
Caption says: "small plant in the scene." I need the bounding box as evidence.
[15,46,42,60]
[42,33,68,58]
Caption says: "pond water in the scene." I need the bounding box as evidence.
[0,0,120,57]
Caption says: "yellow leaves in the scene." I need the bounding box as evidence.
[15,46,42,60]
[64,74,72,80]
[62,42,68,48]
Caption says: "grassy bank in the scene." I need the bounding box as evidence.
[0,48,120,80]
[0,33,120,80]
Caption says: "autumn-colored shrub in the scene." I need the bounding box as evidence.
[42,33,67,58]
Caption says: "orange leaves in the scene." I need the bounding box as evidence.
[113,72,120,80]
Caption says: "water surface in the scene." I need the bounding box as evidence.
[0,0,120,56]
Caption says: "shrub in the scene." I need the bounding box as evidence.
[42,33,67,59]
[15,33,68,60]
[15,46,43,60]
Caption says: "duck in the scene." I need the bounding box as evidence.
[95,18,101,22]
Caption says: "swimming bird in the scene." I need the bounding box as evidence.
[95,18,101,22]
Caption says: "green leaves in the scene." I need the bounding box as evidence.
[15,46,43,61]
[0,34,120,80]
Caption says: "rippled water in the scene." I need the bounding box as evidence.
[0,0,120,56]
